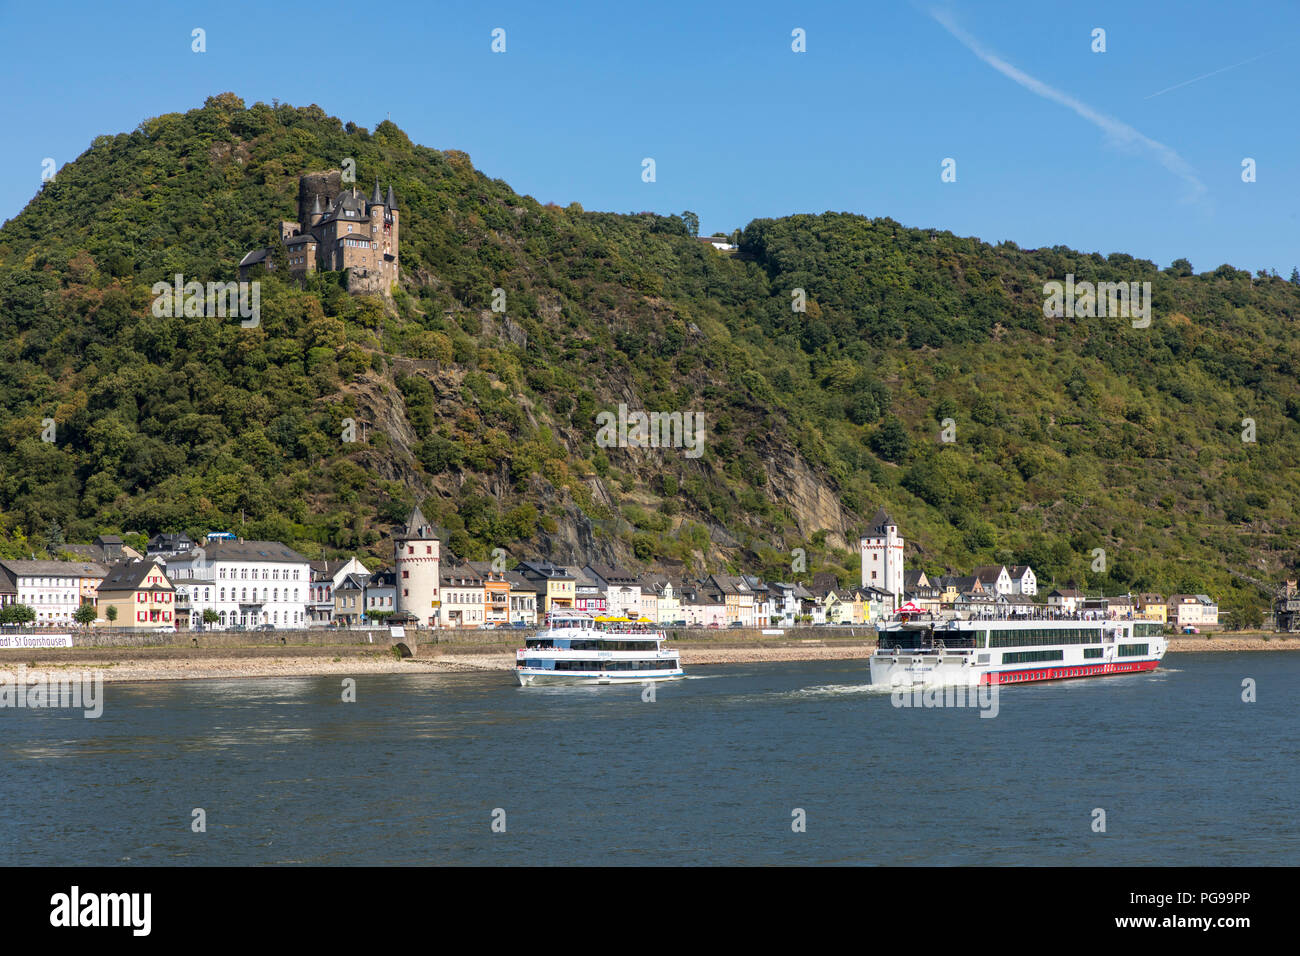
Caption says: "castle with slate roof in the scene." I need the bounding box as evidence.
[239,169,399,295]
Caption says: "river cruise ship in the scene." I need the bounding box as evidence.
[515,612,685,686]
[870,608,1167,689]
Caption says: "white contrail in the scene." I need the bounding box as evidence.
[1145,49,1280,99]
[930,8,1206,202]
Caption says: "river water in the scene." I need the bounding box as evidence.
[1,653,1294,865]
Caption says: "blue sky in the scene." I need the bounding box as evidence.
[2,0,1298,273]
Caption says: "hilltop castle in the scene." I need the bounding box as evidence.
[239,170,399,295]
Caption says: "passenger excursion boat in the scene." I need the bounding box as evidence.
[869,608,1167,689]
[515,612,685,686]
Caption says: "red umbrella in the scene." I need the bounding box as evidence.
[895,601,924,615]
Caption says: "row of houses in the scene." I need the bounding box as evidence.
[0,508,1219,632]
[895,571,1219,629]
[0,544,886,633]
[864,510,1218,629]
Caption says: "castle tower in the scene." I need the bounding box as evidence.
[384,184,399,287]
[297,169,343,228]
[369,179,385,268]
[395,505,440,627]
[861,507,903,606]
[309,194,323,227]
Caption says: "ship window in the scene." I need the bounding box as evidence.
[1002,649,1063,665]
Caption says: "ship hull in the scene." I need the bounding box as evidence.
[516,668,685,687]
[869,650,1165,689]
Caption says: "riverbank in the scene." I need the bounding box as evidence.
[0,633,1293,683]
[0,640,878,683]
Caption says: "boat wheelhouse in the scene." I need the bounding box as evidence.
[515,612,685,686]
[869,610,1167,689]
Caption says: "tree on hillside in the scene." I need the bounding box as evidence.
[870,418,910,463]
[681,211,699,238]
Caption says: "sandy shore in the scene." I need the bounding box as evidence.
[0,634,1292,683]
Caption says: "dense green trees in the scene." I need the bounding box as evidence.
[0,95,1294,624]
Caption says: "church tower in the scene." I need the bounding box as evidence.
[860,507,903,606]
[395,505,440,627]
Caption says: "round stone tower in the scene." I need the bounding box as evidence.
[395,505,440,627]
[298,170,343,229]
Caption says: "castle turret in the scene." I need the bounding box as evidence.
[309,194,323,227]
[369,178,384,231]
[395,506,440,627]
[384,184,399,286]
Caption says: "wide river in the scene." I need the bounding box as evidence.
[1,653,1295,865]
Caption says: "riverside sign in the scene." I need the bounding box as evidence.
[0,633,73,648]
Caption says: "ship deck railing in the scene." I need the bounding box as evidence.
[886,610,1158,623]
[874,641,978,652]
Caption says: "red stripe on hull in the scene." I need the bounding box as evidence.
[981,659,1160,685]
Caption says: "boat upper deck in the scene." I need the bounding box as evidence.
[876,613,1165,652]
[540,613,663,635]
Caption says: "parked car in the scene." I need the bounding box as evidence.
[728,621,745,628]
[154,624,176,634]
[254,623,277,631]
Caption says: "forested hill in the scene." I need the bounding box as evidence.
[1,92,1297,625]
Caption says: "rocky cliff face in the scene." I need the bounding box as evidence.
[340,347,855,573]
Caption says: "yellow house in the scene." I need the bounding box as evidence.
[640,577,683,625]
[514,561,575,614]
[706,574,756,625]
[843,589,870,624]
[545,577,575,612]
[821,590,853,625]
[1135,593,1167,623]
[96,559,176,629]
